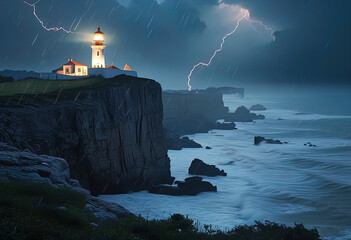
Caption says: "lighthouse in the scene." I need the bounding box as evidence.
[91,27,106,68]
[43,26,138,80]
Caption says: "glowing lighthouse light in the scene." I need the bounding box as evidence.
[91,27,106,68]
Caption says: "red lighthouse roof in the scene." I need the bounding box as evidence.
[95,27,104,34]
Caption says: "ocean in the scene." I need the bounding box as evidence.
[100,92,351,239]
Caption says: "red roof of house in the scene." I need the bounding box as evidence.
[63,59,87,67]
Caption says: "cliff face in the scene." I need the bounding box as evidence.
[162,91,229,136]
[0,76,172,195]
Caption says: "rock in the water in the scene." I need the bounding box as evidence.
[225,106,265,122]
[215,122,236,130]
[249,104,266,111]
[254,136,287,145]
[188,159,227,177]
[304,142,317,147]
[164,129,202,150]
[205,146,212,150]
[148,176,217,196]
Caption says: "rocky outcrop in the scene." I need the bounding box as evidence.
[254,136,288,145]
[225,106,265,122]
[164,129,202,150]
[0,142,131,221]
[304,142,317,147]
[0,76,172,195]
[148,176,217,196]
[188,159,227,177]
[162,91,228,135]
[214,122,236,130]
[249,104,266,111]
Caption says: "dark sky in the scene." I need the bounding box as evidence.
[0,0,350,89]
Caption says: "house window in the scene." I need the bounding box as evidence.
[78,68,81,73]
[65,68,69,74]
[97,51,100,56]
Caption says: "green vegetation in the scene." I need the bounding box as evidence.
[0,181,321,240]
[0,75,150,106]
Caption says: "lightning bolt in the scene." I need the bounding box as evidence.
[24,0,74,33]
[187,8,275,91]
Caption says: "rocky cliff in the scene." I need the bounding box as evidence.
[162,90,229,136]
[0,142,131,221]
[0,76,172,195]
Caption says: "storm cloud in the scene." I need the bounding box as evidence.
[0,0,349,88]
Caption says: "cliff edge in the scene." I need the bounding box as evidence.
[0,75,172,195]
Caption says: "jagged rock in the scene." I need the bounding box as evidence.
[304,142,317,147]
[249,104,266,111]
[205,146,212,150]
[188,158,227,177]
[0,76,172,195]
[148,176,217,196]
[225,106,265,122]
[214,122,236,130]
[0,142,131,221]
[164,129,202,150]
[254,136,287,145]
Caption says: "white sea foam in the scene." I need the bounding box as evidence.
[100,94,351,239]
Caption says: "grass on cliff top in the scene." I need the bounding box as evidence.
[0,75,150,97]
[0,181,321,240]
[0,75,152,107]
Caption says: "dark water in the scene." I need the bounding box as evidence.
[101,88,351,239]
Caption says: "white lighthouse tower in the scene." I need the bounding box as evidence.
[91,27,106,68]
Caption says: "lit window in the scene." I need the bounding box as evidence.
[97,51,100,56]
[78,68,81,72]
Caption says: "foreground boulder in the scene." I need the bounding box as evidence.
[0,142,131,221]
[254,136,288,145]
[148,176,217,196]
[188,158,227,177]
[225,106,265,122]
[249,104,266,111]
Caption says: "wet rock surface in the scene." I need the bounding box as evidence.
[304,142,317,147]
[254,136,288,145]
[225,106,265,122]
[188,158,227,177]
[148,176,217,196]
[164,129,202,150]
[214,122,236,130]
